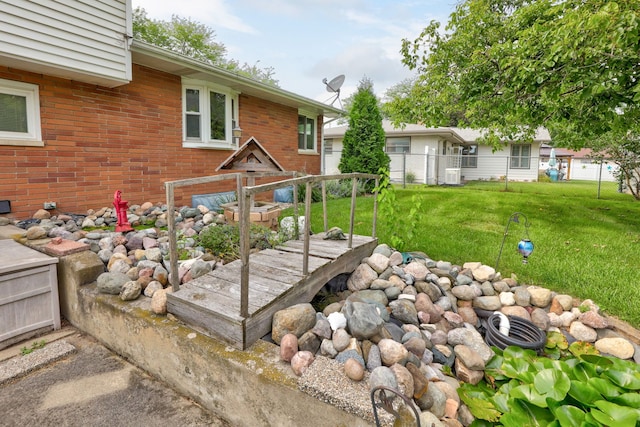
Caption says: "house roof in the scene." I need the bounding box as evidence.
[324,120,552,143]
[131,41,343,119]
[539,144,599,158]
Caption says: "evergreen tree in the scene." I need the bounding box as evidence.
[338,78,389,190]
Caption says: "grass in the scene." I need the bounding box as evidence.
[287,180,640,328]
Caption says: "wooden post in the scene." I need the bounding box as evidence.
[322,180,328,233]
[292,184,299,240]
[240,184,251,318]
[349,176,357,249]
[303,181,312,275]
[372,177,379,238]
[166,182,180,292]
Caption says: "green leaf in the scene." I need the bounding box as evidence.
[611,392,640,409]
[550,404,587,427]
[500,398,555,426]
[602,370,640,390]
[588,377,623,399]
[534,369,572,403]
[502,357,536,383]
[568,341,599,358]
[511,384,548,408]
[458,384,502,422]
[567,381,602,408]
[590,400,639,427]
[573,361,599,382]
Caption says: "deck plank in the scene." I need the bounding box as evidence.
[168,234,379,349]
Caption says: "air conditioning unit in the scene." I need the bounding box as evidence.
[445,168,461,185]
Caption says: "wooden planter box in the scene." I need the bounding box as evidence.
[0,239,60,349]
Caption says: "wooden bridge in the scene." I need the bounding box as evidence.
[163,172,379,349]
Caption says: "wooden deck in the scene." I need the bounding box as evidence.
[166,232,378,349]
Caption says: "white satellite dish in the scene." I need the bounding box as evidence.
[322,74,345,108]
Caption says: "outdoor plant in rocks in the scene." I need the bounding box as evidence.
[460,346,640,426]
[270,243,640,426]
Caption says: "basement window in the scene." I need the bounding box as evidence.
[0,79,43,147]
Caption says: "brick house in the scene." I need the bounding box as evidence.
[0,0,341,219]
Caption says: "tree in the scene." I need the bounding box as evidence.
[386,0,640,149]
[338,77,390,190]
[589,132,640,199]
[132,7,279,86]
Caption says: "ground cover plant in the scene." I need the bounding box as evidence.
[289,180,640,328]
[460,345,640,426]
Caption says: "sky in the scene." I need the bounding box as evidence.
[132,0,458,105]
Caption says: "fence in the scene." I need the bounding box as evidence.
[324,151,620,188]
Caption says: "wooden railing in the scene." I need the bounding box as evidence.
[164,171,299,291]
[164,172,380,318]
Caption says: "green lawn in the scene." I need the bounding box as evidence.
[297,180,640,328]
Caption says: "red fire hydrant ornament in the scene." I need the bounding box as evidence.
[113,190,133,233]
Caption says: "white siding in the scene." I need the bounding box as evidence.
[0,0,131,87]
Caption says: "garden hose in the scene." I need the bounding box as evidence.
[474,309,547,352]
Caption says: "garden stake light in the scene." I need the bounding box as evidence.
[495,212,534,271]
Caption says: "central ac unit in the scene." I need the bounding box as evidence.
[445,168,461,185]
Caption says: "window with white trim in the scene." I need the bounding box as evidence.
[324,138,333,154]
[0,79,42,146]
[298,112,316,151]
[182,79,239,149]
[461,144,478,168]
[386,137,410,153]
[511,144,531,169]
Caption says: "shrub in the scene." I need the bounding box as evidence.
[405,170,416,184]
[196,223,282,263]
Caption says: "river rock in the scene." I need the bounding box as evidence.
[579,310,608,329]
[378,338,409,366]
[272,303,317,344]
[595,337,635,359]
[344,358,365,381]
[528,287,552,308]
[389,299,419,325]
[120,280,141,301]
[471,265,495,282]
[347,263,378,291]
[369,366,398,399]
[342,300,385,340]
[366,252,390,274]
[97,271,129,295]
[150,288,171,314]
[569,321,597,342]
[390,363,414,398]
[291,351,314,376]
[404,261,429,281]
[472,296,501,311]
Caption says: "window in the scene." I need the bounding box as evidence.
[0,79,42,146]
[461,144,478,168]
[183,79,238,149]
[511,144,531,169]
[298,112,316,151]
[324,138,333,154]
[386,137,410,153]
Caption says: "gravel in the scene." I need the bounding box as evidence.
[298,355,395,426]
[0,340,76,385]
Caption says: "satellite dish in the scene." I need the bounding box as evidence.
[322,74,345,108]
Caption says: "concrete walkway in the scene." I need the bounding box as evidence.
[0,326,231,426]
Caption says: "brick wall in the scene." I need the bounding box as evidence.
[0,65,321,219]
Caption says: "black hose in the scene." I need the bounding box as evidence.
[483,313,546,352]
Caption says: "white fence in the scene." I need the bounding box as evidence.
[324,151,621,185]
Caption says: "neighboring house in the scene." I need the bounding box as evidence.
[539,145,619,182]
[323,121,550,184]
[0,0,341,219]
